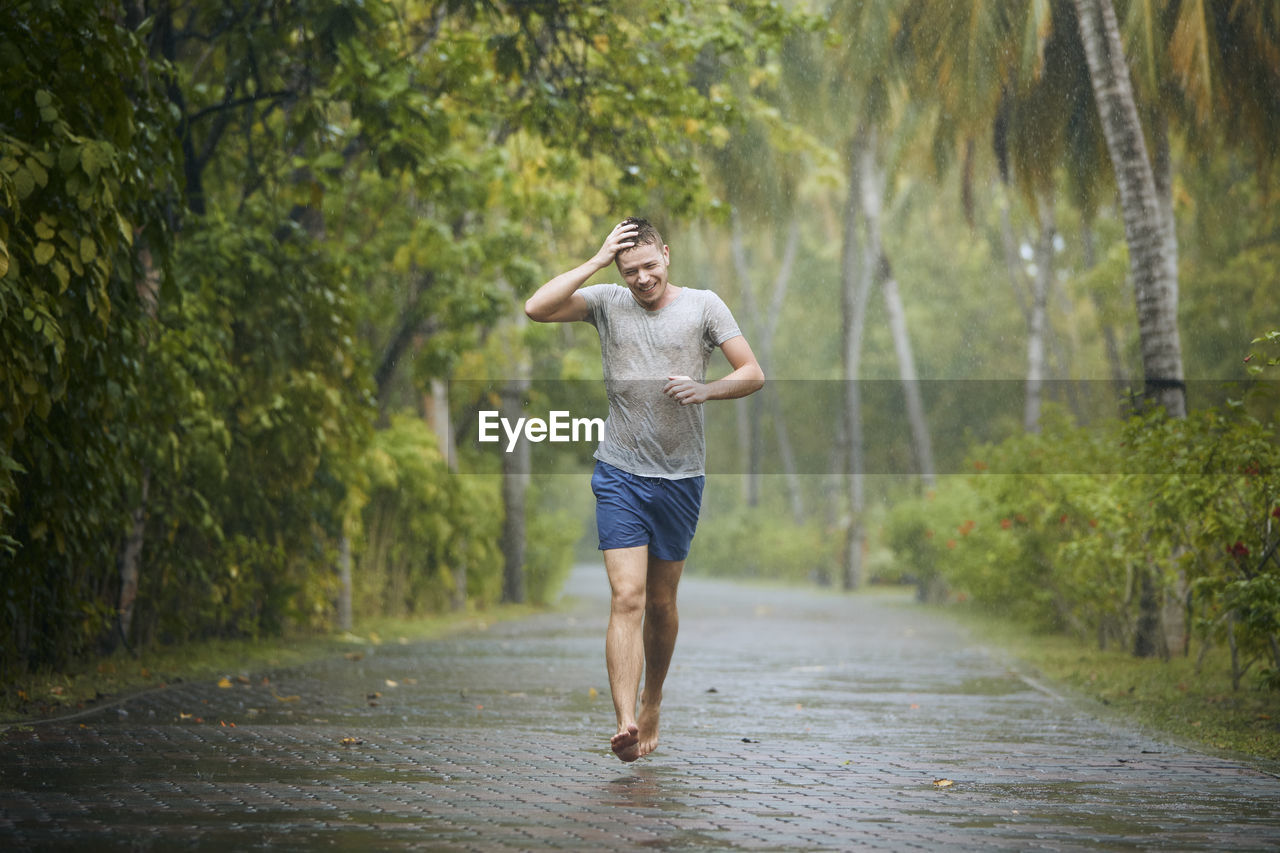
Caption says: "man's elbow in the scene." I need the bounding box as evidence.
[746,364,765,394]
[524,298,547,322]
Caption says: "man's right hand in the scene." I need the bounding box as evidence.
[591,220,640,270]
[527,219,639,323]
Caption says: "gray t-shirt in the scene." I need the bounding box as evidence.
[580,284,742,479]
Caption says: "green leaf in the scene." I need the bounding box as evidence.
[25,157,48,187]
[35,221,55,240]
[80,143,101,178]
[52,260,70,293]
[34,89,52,108]
[80,236,97,263]
[34,242,55,264]
[58,145,80,173]
[13,167,35,199]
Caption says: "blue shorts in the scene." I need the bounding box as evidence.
[591,461,705,562]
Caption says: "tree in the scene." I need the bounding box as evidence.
[1073,0,1186,418]
[1,0,180,673]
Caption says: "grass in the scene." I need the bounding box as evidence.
[941,602,1280,767]
[0,602,549,726]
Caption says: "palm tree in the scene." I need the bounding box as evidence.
[824,0,942,588]
[1073,0,1185,418]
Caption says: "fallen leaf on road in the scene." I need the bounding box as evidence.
[272,690,300,703]
[340,737,364,747]
[933,778,954,788]
[741,738,759,743]
[385,679,398,688]
[217,677,232,689]
[344,652,364,661]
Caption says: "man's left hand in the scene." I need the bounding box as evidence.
[664,375,708,405]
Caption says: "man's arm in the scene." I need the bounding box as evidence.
[664,335,765,405]
[524,221,638,323]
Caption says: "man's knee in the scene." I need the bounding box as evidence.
[610,580,646,617]
[645,586,678,615]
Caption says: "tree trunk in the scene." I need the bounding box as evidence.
[117,469,149,647]
[858,136,936,485]
[1073,0,1186,419]
[500,315,530,605]
[841,130,875,590]
[337,535,353,632]
[1075,0,1186,658]
[423,377,467,610]
[1024,194,1055,433]
[729,212,805,517]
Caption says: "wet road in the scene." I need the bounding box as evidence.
[2,565,1279,850]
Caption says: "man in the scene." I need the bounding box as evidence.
[525,217,764,762]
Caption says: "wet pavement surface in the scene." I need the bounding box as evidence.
[3,564,1279,851]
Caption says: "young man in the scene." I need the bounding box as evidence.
[525,218,764,762]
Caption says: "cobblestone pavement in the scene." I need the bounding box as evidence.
[3,565,1279,851]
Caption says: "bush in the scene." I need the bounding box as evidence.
[885,403,1280,689]
[691,504,840,583]
[352,416,501,617]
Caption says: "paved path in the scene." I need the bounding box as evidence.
[2,565,1279,851]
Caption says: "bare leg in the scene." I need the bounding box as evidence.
[636,555,683,758]
[604,546,648,761]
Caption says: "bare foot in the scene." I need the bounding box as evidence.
[611,723,641,762]
[635,698,661,758]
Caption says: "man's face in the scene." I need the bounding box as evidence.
[616,241,671,309]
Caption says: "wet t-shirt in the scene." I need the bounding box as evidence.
[580,284,742,479]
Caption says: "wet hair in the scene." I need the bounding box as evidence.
[620,216,664,251]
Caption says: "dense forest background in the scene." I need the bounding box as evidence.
[3,1,1279,690]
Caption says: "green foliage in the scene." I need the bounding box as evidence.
[349,416,500,617]
[129,207,369,644]
[691,502,840,583]
[522,476,586,606]
[888,404,1280,690]
[1,0,180,672]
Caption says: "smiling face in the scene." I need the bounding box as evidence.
[616,241,673,310]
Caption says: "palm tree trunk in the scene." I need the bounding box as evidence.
[841,130,875,590]
[1073,0,1186,418]
[858,135,935,485]
[1025,195,1055,433]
